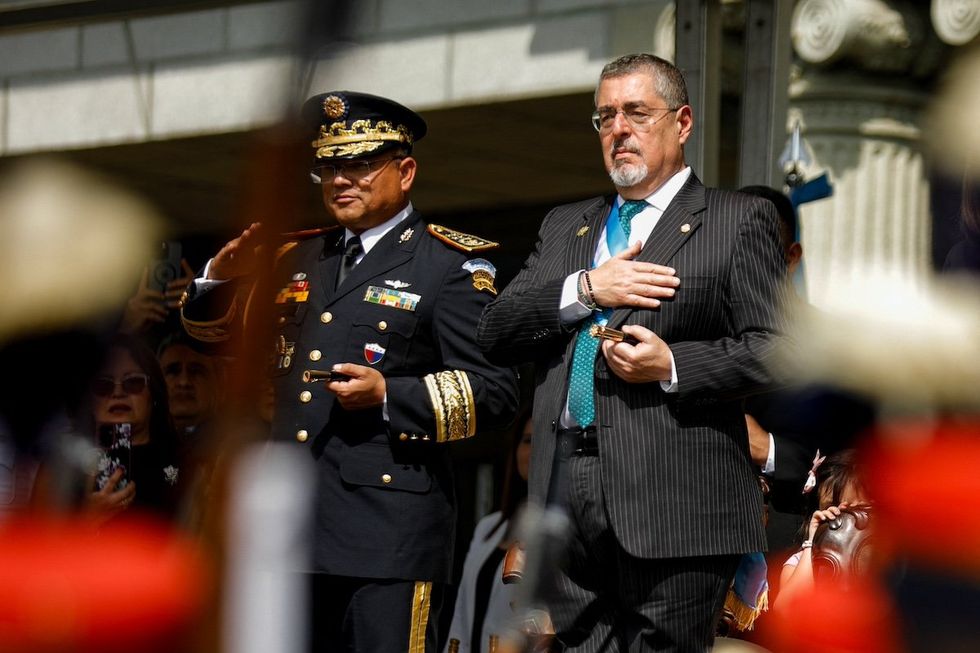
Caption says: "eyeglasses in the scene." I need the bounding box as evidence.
[591,106,679,133]
[310,156,403,184]
[90,374,150,398]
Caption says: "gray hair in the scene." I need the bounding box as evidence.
[595,54,689,109]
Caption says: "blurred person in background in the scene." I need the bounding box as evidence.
[943,173,980,274]
[445,409,532,652]
[80,334,183,523]
[739,185,875,599]
[775,449,869,609]
[156,330,223,460]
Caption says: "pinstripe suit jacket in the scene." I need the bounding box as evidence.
[477,174,783,559]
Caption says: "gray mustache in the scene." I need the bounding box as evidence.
[611,138,640,157]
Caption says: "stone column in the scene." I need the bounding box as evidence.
[931,0,980,46]
[927,0,980,178]
[788,0,941,307]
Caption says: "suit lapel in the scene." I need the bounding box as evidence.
[325,211,423,306]
[566,196,613,272]
[607,175,706,329]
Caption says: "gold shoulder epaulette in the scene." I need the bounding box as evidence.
[427,224,499,252]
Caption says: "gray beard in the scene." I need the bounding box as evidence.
[609,161,648,188]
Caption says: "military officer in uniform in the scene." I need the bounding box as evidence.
[181,91,519,652]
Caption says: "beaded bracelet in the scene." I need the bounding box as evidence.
[577,272,597,310]
[583,271,598,307]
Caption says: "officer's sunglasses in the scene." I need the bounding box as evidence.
[90,374,150,398]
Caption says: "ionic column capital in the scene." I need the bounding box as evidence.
[931,0,980,45]
[791,0,931,73]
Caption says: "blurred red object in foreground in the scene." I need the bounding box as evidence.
[862,420,980,574]
[762,575,903,653]
[0,515,208,653]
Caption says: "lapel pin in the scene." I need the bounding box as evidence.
[576,226,590,237]
[680,223,691,233]
[399,227,414,243]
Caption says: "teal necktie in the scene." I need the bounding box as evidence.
[567,199,648,427]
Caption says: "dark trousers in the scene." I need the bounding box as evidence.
[310,574,443,652]
[549,455,739,653]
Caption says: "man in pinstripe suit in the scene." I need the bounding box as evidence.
[477,54,785,652]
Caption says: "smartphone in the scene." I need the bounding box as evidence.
[95,423,132,491]
[150,240,183,293]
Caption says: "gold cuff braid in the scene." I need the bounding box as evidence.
[423,370,476,443]
[180,296,238,343]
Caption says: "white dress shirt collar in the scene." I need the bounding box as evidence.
[620,166,692,212]
[344,202,415,257]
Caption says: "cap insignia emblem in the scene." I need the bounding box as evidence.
[322,94,347,121]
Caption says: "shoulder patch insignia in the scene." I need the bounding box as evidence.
[462,259,497,295]
[427,224,499,252]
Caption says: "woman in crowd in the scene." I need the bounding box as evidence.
[85,334,183,523]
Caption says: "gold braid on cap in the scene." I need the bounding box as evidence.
[313,119,413,159]
[423,370,476,443]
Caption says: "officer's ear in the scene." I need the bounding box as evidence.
[398,156,417,192]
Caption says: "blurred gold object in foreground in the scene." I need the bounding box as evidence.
[0,159,160,344]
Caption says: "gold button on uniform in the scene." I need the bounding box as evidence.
[378,321,387,331]
[296,430,309,442]
[299,390,312,403]
[321,311,333,323]
[278,316,286,324]
[309,349,322,361]
[382,473,392,484]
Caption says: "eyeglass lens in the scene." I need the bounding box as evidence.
[91,375,149,397]
[591,107,674,132]
[312,157,401,183]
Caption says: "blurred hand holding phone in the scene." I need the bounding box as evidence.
[151,240,195,308]
[119,241,195,335]
[95,423,132,491]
